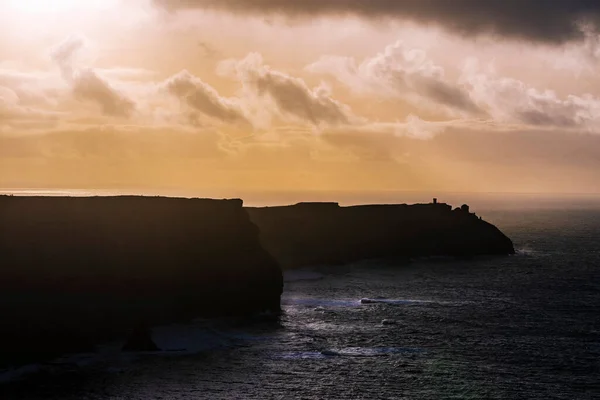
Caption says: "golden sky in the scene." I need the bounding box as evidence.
[2,0,600,196]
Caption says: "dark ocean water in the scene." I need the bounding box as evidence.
[1,205,600,399]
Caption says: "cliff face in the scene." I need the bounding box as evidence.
[247,202,515,269]
[0,196,282,367]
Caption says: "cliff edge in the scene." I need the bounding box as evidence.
[0,196,282,367]
[247,201,515,269]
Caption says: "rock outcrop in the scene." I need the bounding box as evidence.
[0,196,282,367]
[122,324,160,352]
[247,201,515,269]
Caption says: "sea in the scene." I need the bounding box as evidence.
[0,191,599,399]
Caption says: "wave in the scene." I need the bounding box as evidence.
[320,347,424,357]
[514,247,543,257]
[282,296,439,309]
[274,347,424,360]
[360,298,434,305]
[276,351,328,360]
[281,297,360,308]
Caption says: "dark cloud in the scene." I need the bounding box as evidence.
[153,0,600,43]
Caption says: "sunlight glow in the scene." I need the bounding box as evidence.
[2,0,129,39]
[6,0,119,15]
[8,0,81,13]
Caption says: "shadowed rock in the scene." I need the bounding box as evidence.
[122,323,160,352]
[0,195,282,367]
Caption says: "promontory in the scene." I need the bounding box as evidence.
[247,200,515,269]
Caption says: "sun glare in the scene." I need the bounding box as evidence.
[8,0,80,13]
[6,0,121,16]
[3,0,127,36]
[2,0,150,44]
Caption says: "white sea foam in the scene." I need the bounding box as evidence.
[282,297,360,308]
[320,347,424,357]
[360,298,434,305]
[276,351,328,360]
[515,247,543,257]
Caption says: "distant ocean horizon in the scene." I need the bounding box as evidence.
[2,188,600,210]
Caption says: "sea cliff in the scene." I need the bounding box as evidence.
[0,196,282,367]
[0,196,515,368]
[247,201,515,269]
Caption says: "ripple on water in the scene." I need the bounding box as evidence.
[274,347,424,360]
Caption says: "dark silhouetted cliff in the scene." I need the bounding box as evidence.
[247,201,515,269]
[0,196,282,367]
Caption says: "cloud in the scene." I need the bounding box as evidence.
[163,70,250,125]
[198,41,220,59]
[462,60,600,131]
[0,69,60,107]
[308,41,482,116]
[51,36,136,118]
[152,0,600,44]
[51,35,86,83]
[71,69,136,118]
[221,53,354,126]
[309,40,600,132]
[97,68,157,81]
[0,86,61,133]
[362,116,487,140]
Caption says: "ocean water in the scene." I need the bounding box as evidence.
[1,203,599,399]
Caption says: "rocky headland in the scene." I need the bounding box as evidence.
[247,200,515,269]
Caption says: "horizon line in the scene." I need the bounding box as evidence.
[2,188,600,197]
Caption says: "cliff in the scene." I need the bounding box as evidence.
[0,196,282,367]
[247,202,515,269]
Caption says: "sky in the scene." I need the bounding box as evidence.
[2,0,600,197]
